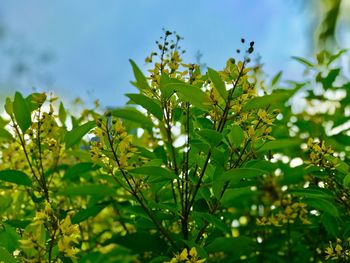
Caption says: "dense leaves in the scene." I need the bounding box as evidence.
[0,35,349,262]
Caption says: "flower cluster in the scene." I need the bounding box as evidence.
[165,247,206,263]
[91,117,137,170]
[325,238,350,261]
[306,138,334,168]
[257,198,310,226]
[57,215,80,259]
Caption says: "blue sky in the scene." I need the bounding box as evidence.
[0,0,312,107]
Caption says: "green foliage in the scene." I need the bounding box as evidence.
[0,32,350,262]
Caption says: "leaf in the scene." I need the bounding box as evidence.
[0,128,13,141]
[0,117,9,128]
[126,93,163,120]
[0,170,32,186]
[129,59,150,91]
[271,71,282,86]
[162,82,209,110]
[197,129,223,147]
[322,214,339,237]
[0,247,16,263]
[0,223,20,253]
[206,236,254,256]
[72,202,110,224]
[105,232,166,253]
[318,68,340,88]
[57,184,115,197]
[343,174,350,187]
[64,121,96,148]
[208,68,227,100]
[289,188,333,199]
[63,162,99,181]
[220,168,266,185]
[130,166,176,183]
[112,108,153,128]
[227,125,244,147]
[4,98,13,115]
[291,56,314,67]
[59,101,67,125]
[243,91,292,111]
[221,187,259,206]
[304,198,339,217]
[257,138,301,152]
[13,92,31,133]
[192,212,230,233]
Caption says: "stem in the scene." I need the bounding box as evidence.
[105,122,179,250]
[11,117,42,189]
[181,102,190,240]
[286,220,292,263]
[36,109,50,202]
[187,61,247,216]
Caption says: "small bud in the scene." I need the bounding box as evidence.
[241,38,245,43]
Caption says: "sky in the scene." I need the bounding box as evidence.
[0,0,313,108]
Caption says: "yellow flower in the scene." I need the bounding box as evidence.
[179,248,188,261]
[57,216,80,259]
[325,242,334,260]
[114,119,124,134]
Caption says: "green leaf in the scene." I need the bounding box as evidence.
[112,108,153,128]
[220,168,266,185]
[291,56,314,67]
[231,86,243,98]
[126,93,163,120]
[4,98,13,115]
[72,202,110,224]
[343,174,350,187]
[0,128,13,141]
[322,214,339,237]
[63,162,99,181]
[130,166,176,183]
[271,71,282,86]
[227,125,244,147]
[206,236,254,257]
[221,187,259,206]
[304,198,339,217]
[0,116,9,128]
[197,129,223,147]
[129,59,150,91]
[0,170,32,186]
[65,121,95,148]
[0,223,20,253]
[162,82,209,110]
[57,184,115,197]
[289,188,333,199]
[243,90,292,111]
[192,212,230,233]
[106,232,166,253]
[0,247,16,263]
[59,101,67,125]
[318,68,340,88]
[257,138,301,152]
[208,68,227,100]
[13,92,31,133]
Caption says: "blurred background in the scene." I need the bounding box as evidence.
[0,0,349,108]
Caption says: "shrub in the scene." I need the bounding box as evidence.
[0,32,349,262]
